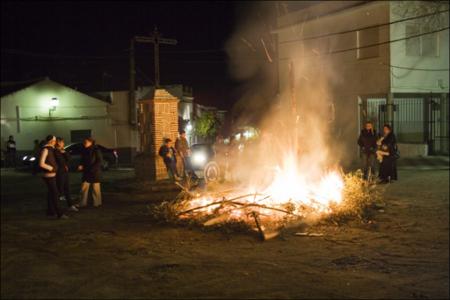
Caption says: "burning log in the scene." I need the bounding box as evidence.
[177,193,260,216]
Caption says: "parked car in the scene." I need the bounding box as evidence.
[64,143,118,171]
[20,143,118,171]
[21,153,38,167]
[190,143,227,183]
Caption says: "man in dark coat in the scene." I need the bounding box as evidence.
[357,121,378,180]
[175,130,191,177]
[159,138,180,181]
[78,137,103,207]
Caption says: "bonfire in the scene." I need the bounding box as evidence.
[150,151,379,240]
[150,81,380,239]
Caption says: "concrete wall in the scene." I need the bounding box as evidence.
[1,79,114,152]
[390,1,449,94]
[108,91,140,164]
[397,143,428,157]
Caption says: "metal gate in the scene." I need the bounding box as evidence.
[361,94,449,155]
[366,98,387,134]
[427,95,449,155]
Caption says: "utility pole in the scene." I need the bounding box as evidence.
[129,38,136,126]
[135,27,177,88]
[129,27,177,126]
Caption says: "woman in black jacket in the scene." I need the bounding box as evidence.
[55,137,78,212]
[77,137,103,207]
[376,124,398,183]
[39,135,68,219]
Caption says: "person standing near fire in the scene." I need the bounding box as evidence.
[55,137,78,212]
[357,121,378,180]
[376,124,399,184]
[175,130,189,177]
[39,135,68,219]
[78,137,103,207]
[159,138,181,181]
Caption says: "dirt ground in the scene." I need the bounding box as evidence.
[1,167,449,299]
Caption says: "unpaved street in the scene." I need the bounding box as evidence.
[1,167,449,299]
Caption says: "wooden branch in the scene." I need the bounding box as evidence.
[176,192,303,219]
[232,201,300,217]
[176,193,256,216]
[251,212,265,241]
[174,182,195,197]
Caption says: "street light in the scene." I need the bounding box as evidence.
[186,122,193,132]
[49,97,59,117]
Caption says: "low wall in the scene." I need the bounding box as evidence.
[397,143,428,157]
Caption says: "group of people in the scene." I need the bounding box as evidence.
[358,121,399,184]
[158,130,197,181]
[38,135,103,219]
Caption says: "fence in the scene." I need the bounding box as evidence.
[363,93,449,155]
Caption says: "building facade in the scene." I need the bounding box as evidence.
[0,78,138,164]
[275,1,449,164]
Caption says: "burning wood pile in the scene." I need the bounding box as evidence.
[150,156,379,241]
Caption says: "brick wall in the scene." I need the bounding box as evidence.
[136,89,179,181]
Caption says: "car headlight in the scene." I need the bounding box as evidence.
[29,157,36,161]
[192,152,207,166]
[23,156,28,161]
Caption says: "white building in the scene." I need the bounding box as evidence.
[275,1,449,163]
[1,78,226,164]
[0,78,138,163]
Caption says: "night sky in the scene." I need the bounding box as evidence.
[1,1,246,110]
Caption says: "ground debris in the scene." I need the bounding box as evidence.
[294,232,324,237]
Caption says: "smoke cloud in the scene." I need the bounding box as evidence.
[224,1,345,189]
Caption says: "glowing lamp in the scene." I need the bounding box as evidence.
[192,152,207,166]
[51,97,59,108]
[48,97,59,117]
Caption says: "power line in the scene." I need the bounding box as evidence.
[279,26,450,60]
[2,27,448,68]
[387,64,449,72]
[279,9,449,44]
[1,48,127,60]
[1,9,448,61]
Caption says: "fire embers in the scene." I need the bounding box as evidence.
[171,168,345,240]
[148,169,378,241]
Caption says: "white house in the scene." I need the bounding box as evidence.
[0,78,138,164]
[275,0,449,164]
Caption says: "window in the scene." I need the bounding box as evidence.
[405,24,439,57]
[405,24,421,56]
[357,27,379,59]
[70,130,91,143]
